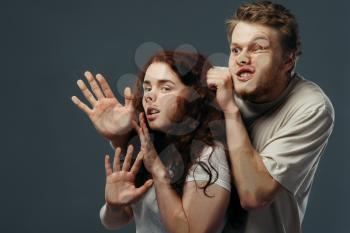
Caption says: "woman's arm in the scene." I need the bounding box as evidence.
[153,172,230,233]
[100,145,153,229]
[99,203,133,230]
[134,113,230,233]
[71,71,136,154]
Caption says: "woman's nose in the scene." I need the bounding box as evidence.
[145,91,156,102]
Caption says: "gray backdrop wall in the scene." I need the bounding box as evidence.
[1,0,349,232]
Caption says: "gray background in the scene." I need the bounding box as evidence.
[1,0,349,232]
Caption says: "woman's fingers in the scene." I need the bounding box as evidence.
[130,151,144,175]
[132,120,147,145]
[84,71,105,100]
[124,87,134,108]
[77,79,97,106]
[139,113,150,141]
[134,179,154,198]
[131,120,141,134]
[96,73,117,100]
[122,145,134,171]
[104,154,113,176]
[113,147,122,172]
[71,96,92,115]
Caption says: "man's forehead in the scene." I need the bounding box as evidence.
[231,22,277,44]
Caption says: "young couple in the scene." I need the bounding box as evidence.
[71,1,334,233]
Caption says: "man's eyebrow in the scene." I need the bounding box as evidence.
[252,35,270,42]
[231,35,270,47]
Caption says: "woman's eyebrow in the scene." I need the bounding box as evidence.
[143,79,176,85]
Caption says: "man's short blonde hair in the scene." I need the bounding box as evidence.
[226,1,302,57]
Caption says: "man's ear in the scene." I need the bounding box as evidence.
[283,52,296,73]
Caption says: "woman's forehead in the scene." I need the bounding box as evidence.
[144,62,181,84]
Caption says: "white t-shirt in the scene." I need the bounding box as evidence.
[131,144,231,233]
[225,74,334,233]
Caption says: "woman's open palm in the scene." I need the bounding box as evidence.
[71,71,136,139]
[104,145,153,207]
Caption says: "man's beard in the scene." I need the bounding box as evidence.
[234,72,278,103]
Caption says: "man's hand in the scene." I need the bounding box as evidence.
[206,67,237,112]
[71,71,136,140]
[104,145,153,208]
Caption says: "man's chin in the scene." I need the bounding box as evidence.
[234,87,260,102]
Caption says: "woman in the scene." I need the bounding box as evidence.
[72,51,234,232]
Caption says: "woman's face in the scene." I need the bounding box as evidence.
[142,62,190,132]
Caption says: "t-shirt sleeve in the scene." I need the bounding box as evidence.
[260,107,334,195]
[185,144,231,192]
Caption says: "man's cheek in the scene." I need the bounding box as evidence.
[254,53,270,68]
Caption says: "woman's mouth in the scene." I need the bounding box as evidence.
[146,107,160,121]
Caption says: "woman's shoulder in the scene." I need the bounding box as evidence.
[197,141,226,162]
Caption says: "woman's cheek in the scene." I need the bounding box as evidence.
[162,94,186,122]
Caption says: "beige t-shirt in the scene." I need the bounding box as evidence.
[226,74,334,233]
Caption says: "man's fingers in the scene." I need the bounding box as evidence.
[206,78,219,89]
[207,78,227,90]
[96,74,117,100]
[122,145,134,171]
[130,151,144,175]
[207,67,230,76]
[77,79,97,106]
[105,154,112,176]
[113,147,122,172]
[124,87,134,108]
[84,71,105,100]
[71,96,92,115]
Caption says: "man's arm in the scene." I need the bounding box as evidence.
[207,68,334,210]
[206,68,280,210]
[224,108,281,210]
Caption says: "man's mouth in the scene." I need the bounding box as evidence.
[236,66,255,81]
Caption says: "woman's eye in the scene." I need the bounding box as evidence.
[143,87,151,92]
[161,86,171,91]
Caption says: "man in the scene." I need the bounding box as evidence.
[207,1,334,232]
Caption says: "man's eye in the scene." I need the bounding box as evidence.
[252,44,266,52]
[231,47,241,55]
[143,87,151,92]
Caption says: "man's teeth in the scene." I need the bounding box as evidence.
[239,72,251,77]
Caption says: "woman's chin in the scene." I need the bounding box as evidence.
[148,122,167,133]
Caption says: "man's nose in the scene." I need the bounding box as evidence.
[236,50,250,65]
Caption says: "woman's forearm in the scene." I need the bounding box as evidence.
[99,203,133,230]
[110,133,132,152]
[151,163,190,233]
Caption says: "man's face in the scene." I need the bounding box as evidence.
[228,21,289,103]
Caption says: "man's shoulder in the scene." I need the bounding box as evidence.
[284,74,334,118]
